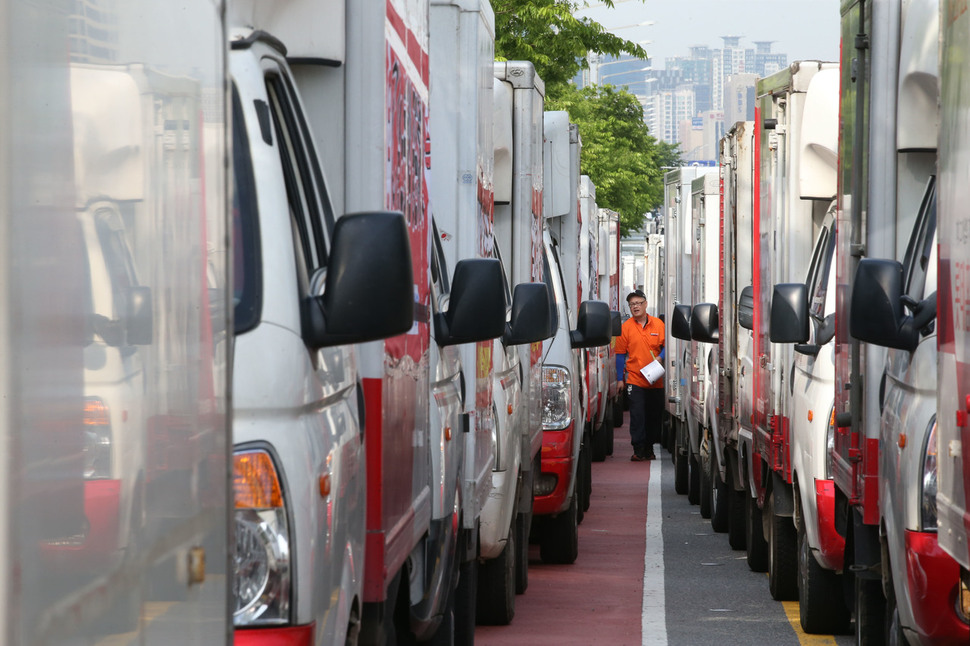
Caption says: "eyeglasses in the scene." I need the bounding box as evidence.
[629,301,646,308]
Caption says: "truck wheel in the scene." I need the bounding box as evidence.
[745,494,769,572]
[674,444,689,495]
[699,450,712,518]
[767,492,798,600]
[687,451,701,505]
[797,520,849,634]
[597,403,615,460]
[514,509,530,594]
[476,525,515,625]
[345,604,361,646]
[606,405,615,456]
[451,531,477,646]
[854,575,887,645]
[710,458,729,533]
[592,419,609,462]
[580,434,592,515]
[884,576,906,646]
[727,487,746,549]
[539,493,579,564]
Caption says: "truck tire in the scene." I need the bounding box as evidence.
[884,575,907,646]
[854,575,887,645]
[687,451,701,505]
[580,433,592,515]
[514,469,532,595]
[727,487,746,549]
[674,445,689,495]
[699,450,712,518]
[592,419,609,462]
[514,509,529,594]
[595,402,614,460]
[767,491,798,600]
[451,531,477,646]
[606,404,615,456]
[797,520,849,634]
[476,525,515,625]
[745,494,769,572]
[710,458,729,533]
[539,493,579,564]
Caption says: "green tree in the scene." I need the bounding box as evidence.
[492,0,647,95]
[492,0,682,234]
[548,83,674,234]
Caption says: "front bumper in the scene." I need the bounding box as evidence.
[534,426,574,516]
[234,624,315,646]
[813,479,845,571]
[903,530,970,643]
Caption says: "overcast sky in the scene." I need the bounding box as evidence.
[579,0,841,68]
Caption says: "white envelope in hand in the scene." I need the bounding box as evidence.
[640,359,665,385]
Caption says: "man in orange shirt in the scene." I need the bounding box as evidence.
[615,290,665,461]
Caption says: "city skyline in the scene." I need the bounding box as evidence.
[579,0,841,70]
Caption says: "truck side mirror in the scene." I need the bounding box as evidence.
[125,286,153,345]
[850,258,935,352]
[671,304,691,340]
[611,310,622,337]
[769,283,809,343]
[690,303,718,343]
[738,286,754,330]
[570,300,611,348]
[436,258,506,346]
[302,211,414,349]
[504,282,554,345]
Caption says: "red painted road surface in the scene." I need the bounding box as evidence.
[476,420,654,646]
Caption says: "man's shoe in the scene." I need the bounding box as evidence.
[631,454,647,462]
[644,452,656,460]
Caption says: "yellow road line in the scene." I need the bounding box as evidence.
[781,600,839,646]
[94,603,177,646]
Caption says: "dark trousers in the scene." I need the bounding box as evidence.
[628,384,664,451]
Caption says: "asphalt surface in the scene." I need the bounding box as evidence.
[477,418,855,646]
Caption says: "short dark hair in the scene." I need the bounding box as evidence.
[626,289,647,302]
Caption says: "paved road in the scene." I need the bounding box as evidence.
[476,420,855,646]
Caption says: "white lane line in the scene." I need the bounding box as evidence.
[642,459,667,645]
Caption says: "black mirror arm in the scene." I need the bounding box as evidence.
[912,291,937,330]
[794,343,820,357]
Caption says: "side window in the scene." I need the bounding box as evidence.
[807,225,835,321]
[431,220,451,296]
[264,73,328,284]
[232,84,261,334]
[902,176,937,301]
[542,247,561,331]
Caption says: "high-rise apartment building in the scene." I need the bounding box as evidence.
[583,38,788,159]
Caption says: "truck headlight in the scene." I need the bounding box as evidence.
[233,450,291,626]
[83,397,112,479]
[542,365,571,431]
[920,420,938,532]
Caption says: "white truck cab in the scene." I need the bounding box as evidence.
[3,0,232,641]
[228,25,414,645]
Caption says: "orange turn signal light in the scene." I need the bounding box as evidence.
[234,451,283,509]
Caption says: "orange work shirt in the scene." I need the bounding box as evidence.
[615,315,665,389]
